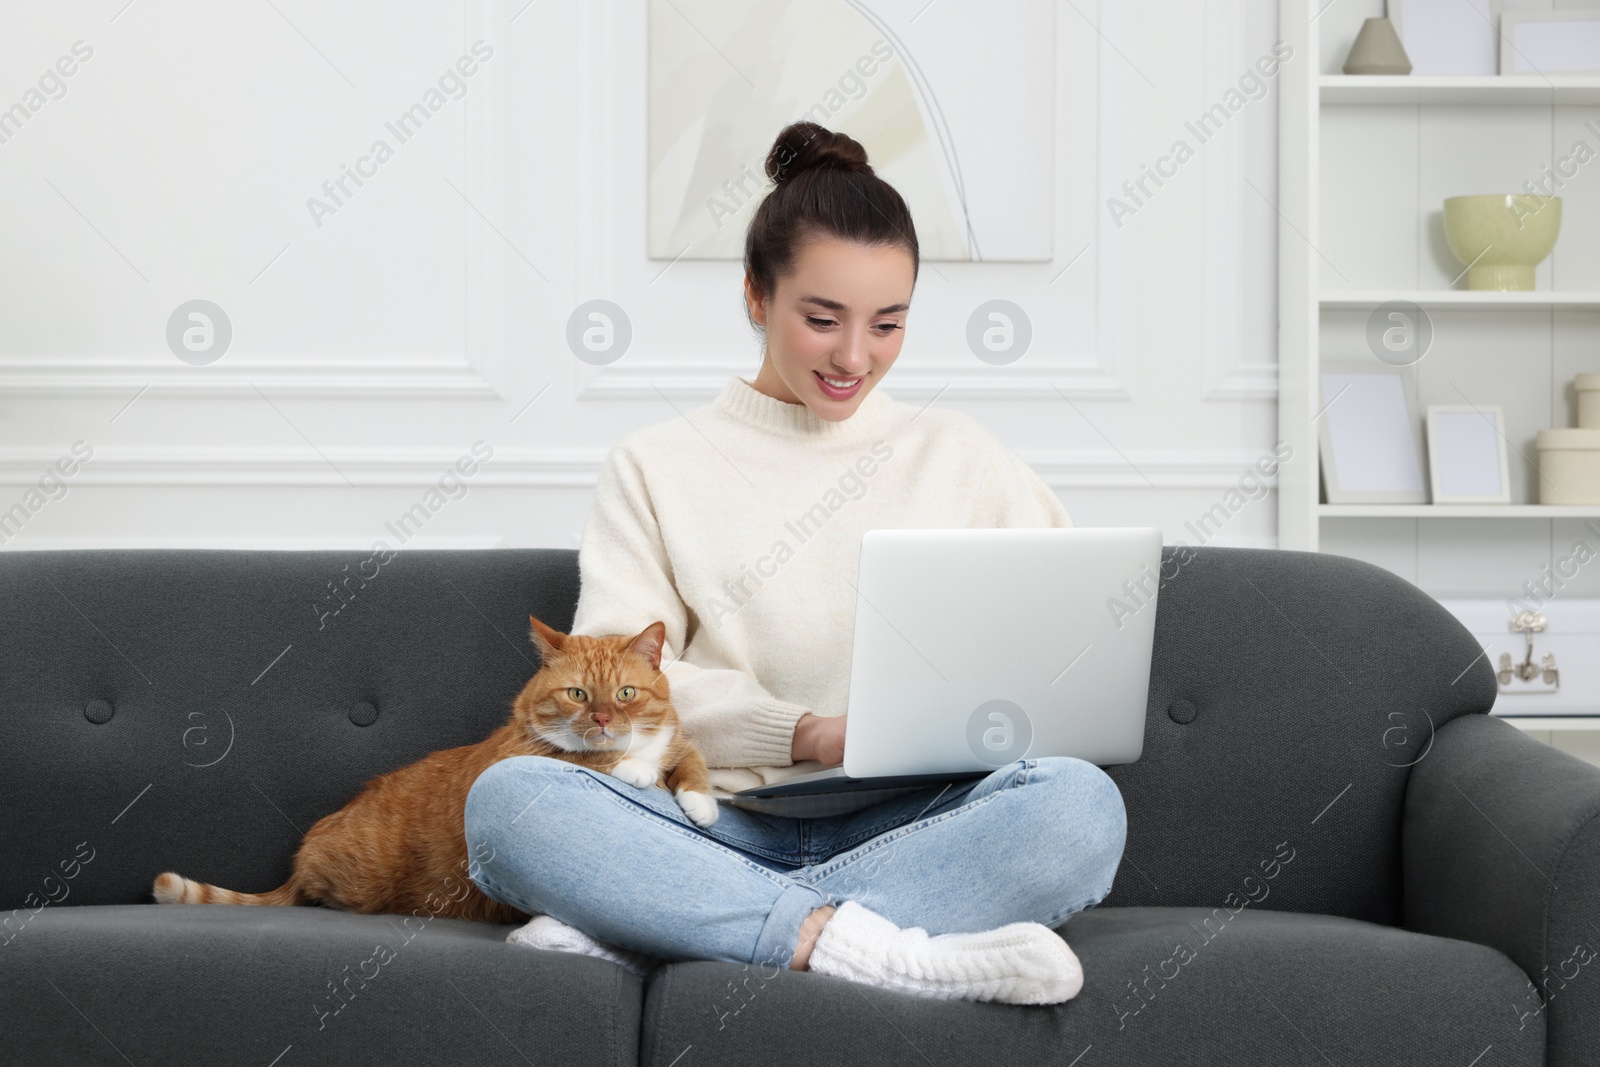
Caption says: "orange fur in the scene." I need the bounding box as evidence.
[152,616,714,922]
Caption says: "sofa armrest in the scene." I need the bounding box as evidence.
[1403,713,1600,1065]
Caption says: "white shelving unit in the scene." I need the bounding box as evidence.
[1319,74,1600,105]
[1318,504,1600,518]
[1501,717,1600,732]
[1323,291,1600,309]
[1280,3,1600,751]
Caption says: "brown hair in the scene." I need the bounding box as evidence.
[743,121,919,329]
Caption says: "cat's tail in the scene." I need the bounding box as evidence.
[152,871,306,907]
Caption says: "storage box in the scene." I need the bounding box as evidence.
[1439,599,1600,716]
[1536,427,1600,504]
[1578,373,1600,429]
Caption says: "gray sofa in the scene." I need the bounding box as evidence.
[3,545,1597,1066]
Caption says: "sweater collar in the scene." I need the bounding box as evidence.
[714,374,894,439]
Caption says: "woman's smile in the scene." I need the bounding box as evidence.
[814,371,865,399]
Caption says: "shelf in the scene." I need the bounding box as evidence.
[1322,291,1600,310]
[1320,505,1600,518]
[1321,75,1600,105]
[1498,715,1600,731]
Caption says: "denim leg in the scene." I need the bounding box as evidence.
[463,755,825,968]
[797,756,1127,934]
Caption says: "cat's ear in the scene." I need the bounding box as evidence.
[528,615,567,666]
[625,621,667,671]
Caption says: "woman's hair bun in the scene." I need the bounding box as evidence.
[743,120,917,321]
[765,121,873,185]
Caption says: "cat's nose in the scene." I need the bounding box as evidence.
[592,711,611,728]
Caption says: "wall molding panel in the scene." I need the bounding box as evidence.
[0,445,1277,491]
[3,0,1283,550]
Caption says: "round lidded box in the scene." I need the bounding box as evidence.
[1577,374,1600,429]
[1536,427,1600,504]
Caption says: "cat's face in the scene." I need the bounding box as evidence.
[512,616,672,754]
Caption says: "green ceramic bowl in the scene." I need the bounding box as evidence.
[1443,194,1561,291]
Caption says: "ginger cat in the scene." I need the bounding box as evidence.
[153,615,716,923]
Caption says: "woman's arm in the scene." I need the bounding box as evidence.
[989,445,1073,528]
[569,444,816,769]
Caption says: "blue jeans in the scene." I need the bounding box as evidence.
[463,754,1127,972]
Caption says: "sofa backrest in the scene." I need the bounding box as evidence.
[1100,545,1496,925]
[0,545,1495,927]
[0,548,578,921]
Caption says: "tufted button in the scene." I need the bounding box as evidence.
[1167,699,1197,725]
[84,699,114,724]
[348,700,379,727]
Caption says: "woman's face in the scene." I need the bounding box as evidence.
[746,236,915,421]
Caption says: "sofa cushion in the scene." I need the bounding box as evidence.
[640,907,1543,1066]
[0,905,638,1067]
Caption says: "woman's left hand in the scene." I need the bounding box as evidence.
[792,712,847,766]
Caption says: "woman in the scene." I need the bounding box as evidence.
[465,121,1127,1005]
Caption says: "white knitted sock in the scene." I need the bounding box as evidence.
[804,900,1084,1005]
[506,914,663,978]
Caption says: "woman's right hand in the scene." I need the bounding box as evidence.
[791,712,846,767]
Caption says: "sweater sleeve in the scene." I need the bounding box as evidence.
[568,444,812,770]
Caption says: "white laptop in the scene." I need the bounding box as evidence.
[727,527,1163,817]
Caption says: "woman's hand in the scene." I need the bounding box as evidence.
[791,712,846,767]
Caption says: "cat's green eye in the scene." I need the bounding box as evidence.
[617,686,636,701]
[566,687,587,702]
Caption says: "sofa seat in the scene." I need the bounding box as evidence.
[10,902,1537,1066]
[640,907,1544,1067]
[1,904,639,1067]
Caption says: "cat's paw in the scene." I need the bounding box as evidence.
[610,758,659,789]
[675,789,719,827]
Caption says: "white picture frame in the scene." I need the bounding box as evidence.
[1391,0,1499,76]
[1426,406,1513,504]
[646,0,1055,261]
[1498,10,1600,75]
[1318,362,1429,505]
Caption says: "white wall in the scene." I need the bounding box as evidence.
[0,0,1283,552]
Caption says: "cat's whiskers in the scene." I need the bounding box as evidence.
[531,720,599,753]
[534,716,648,754]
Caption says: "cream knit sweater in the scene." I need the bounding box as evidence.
[569,374,1073,799]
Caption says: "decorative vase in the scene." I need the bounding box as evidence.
[1343,18,1412,75]
[1442,195,1562,291]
